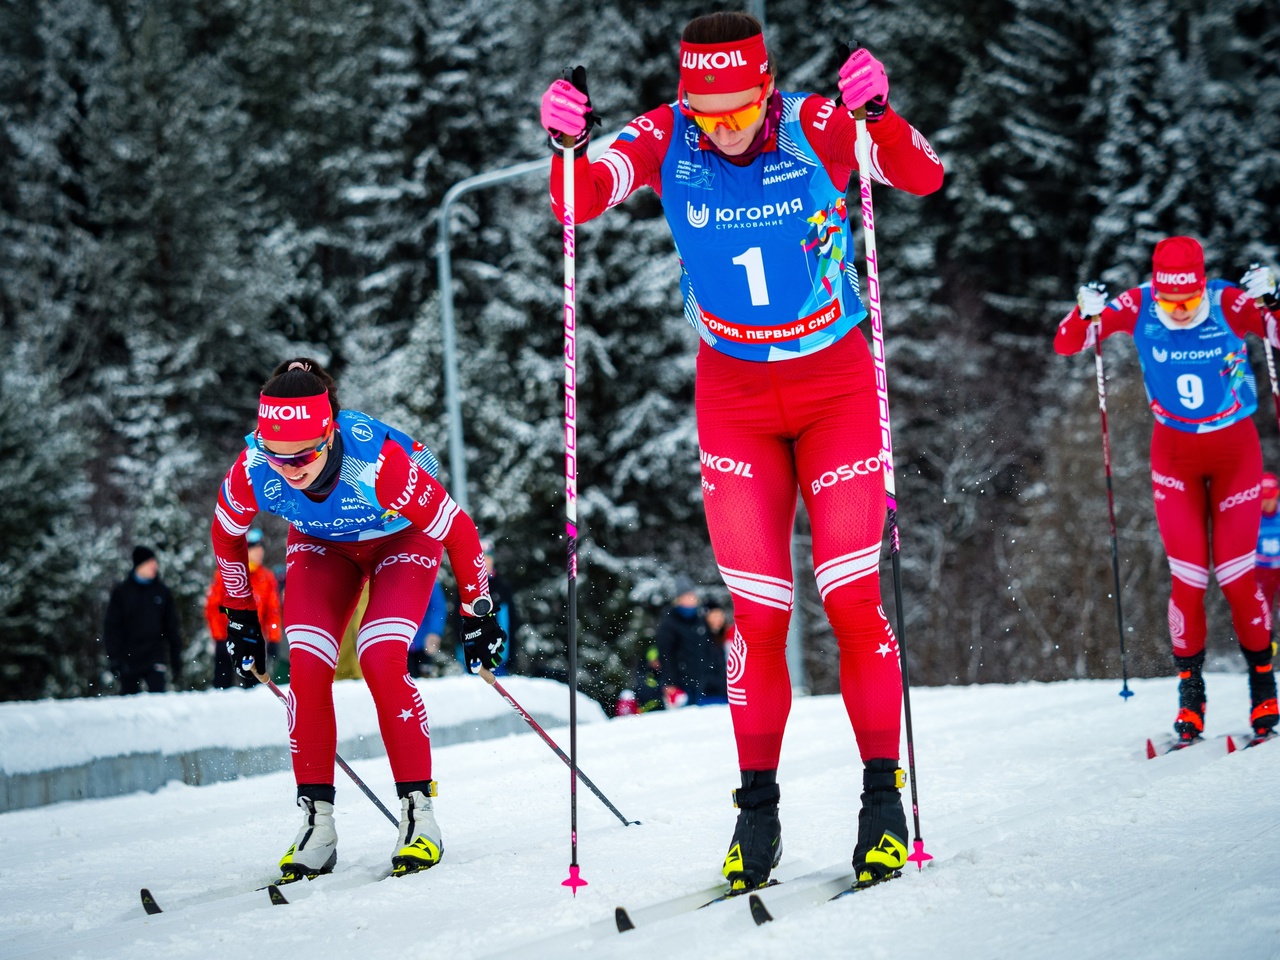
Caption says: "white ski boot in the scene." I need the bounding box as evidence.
[278,797,337,883]
[392,784,443,876]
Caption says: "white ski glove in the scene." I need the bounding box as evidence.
[1240,263,1277,301]
[1076,282,1109,319]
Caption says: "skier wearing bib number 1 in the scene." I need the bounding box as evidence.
[540,11,942,891]
[1055,237,1280,746]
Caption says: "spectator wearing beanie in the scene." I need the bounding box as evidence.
[103,545,184,694]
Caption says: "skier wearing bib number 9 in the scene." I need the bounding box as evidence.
[1055,237,1280,746]
[540,12,942,892]
[210,358,506,882]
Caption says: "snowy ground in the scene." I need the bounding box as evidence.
[2,673,1277,960]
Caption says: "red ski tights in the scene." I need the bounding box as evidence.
[697,331,902,771]
[1151,419,1270,658]
[283,529,439,788]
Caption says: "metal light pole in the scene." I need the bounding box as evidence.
[434,0,768,507]
[436,158,547,514]
[434,134,618,513]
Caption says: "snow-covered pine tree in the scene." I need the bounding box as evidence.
[913,0,1122,683]
[1027,0,1280,682]
[79,4,300,675]
[382,0,709,697]
[0,343,118,699]
[0,1,132,697]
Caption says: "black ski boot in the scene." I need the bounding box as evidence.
[1242,646,1278,737]
[1173,652,1206,743]
[851,759,908,888]
[721,770,782,893]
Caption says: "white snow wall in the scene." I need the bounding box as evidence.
[0,675,606,813]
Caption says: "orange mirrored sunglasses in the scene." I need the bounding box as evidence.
[255,425,334,469]
[678,83,769,134]
[1156,292,1204,313]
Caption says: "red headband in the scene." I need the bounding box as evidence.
[679,34,770,95]
[258,392,332,442]
[1263,473,1279,496]
[1151,236,1205,297]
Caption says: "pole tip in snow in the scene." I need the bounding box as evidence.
[1145,739,1157,760]
[1119,685,1134,700]
[1227,735,1237,754]
[562,864,588,896]
[907,840,933,869]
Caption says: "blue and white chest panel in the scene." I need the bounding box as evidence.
[1131,281,1256,433]
[661,93,866,363]
[245,410,440,541]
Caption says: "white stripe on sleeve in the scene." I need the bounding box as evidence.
[600,150,635,209]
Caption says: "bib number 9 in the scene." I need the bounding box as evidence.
[1176,374,1204,410]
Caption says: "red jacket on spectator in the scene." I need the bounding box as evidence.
[205,563,282,645]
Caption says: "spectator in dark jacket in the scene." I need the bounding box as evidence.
[656,576,717,707]
[103,545,183,694]
[702,602,730,704]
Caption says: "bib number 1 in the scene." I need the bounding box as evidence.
[732,247,770,307]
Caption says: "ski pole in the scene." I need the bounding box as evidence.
[559,112,587,896]
[258,675,399,826]
[1246,268,1280,430]
[1263,338,1280,429]
[1086,301,1134,700]
[853,105,932,869]
[478,666,638,826]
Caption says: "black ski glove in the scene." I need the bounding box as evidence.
[461,613,508,673]
[550,65,601,158]
[223,606,266,682]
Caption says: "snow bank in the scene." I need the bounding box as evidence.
[0,676,605,812]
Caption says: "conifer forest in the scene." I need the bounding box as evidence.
[2,0,1278,704]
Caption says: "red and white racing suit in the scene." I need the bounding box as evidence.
[1055,290,1275,660]
[213,432,489,790]
[551,96,943,769]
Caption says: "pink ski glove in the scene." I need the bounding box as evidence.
[541,79,590,140]
[838,48,889,120]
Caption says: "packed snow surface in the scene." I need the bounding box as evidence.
[1,673,1277,959]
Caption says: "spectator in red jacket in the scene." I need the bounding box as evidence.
[205,527,282,688]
